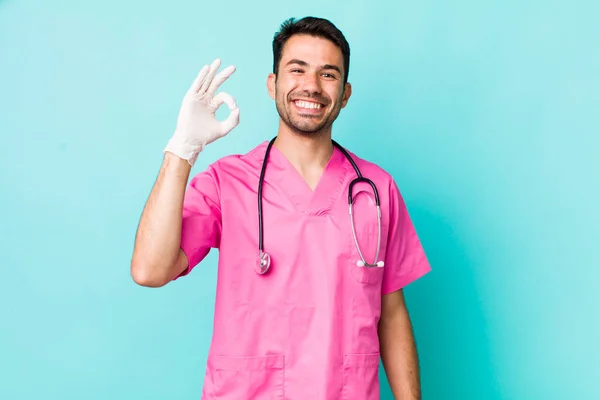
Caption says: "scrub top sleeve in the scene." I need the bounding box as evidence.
[174,164,222,279]
[381,178,431,295]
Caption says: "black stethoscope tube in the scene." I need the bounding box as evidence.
[256,136,382,274]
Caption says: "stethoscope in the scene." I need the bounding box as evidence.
[255,137,385,274]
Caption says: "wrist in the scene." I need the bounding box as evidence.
[163,151,193,176]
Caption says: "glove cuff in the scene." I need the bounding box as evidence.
[163,136,204,167]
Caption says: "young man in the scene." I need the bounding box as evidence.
[131,16,431,400]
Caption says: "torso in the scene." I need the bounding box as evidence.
[200,140,394,400]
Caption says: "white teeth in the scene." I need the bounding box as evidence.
[295,100,322,109]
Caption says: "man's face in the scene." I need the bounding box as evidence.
[267,34,352,137]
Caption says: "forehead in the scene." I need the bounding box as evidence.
[280,34,344,69]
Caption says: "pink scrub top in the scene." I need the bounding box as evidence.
[176,140,431,400]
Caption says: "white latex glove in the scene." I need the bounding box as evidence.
[164,58,240,166]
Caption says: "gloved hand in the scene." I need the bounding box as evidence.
[164,58,240,166]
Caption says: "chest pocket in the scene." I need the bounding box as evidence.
[347,186,388,284]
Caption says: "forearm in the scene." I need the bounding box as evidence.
[379,308,421,399]
[131,152,191,286]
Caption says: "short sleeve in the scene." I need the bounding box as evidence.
[381,179,431,294]
[175,164,222,279]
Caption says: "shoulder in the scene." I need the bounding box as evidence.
[338,144,408,212]
[191,140,269,182]
[340,145,396,188]
[214,141,269,170]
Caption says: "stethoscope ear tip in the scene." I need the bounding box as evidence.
[377,261,384,267]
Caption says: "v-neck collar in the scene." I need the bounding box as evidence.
[255,140,352,216]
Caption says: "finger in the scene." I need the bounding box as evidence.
[212,92,239,135]
[220,108,240,136]
[212,91,238,111]
[207,65,236,96]
[187,65,209,95]
[198,58,221,95]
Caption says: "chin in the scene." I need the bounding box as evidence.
[291,122,330,137]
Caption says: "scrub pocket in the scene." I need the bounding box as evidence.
[211,354,284,399]
[349,221,388,284]
[341,353,381,400]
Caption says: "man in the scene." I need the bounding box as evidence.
[131,16,431,400]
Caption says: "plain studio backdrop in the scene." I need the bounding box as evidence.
[0,0,598,399]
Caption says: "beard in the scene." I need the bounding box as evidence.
[274,89,343,137]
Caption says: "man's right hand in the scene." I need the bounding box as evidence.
[164,58,240,166]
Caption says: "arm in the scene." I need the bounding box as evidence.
[379,289,421,400]
[378,178,430,397]
[130,152,191,287]
[130,59,239,287]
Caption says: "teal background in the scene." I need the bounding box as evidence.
[1,0,598,398]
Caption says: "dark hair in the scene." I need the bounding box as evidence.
[272,16,351,84]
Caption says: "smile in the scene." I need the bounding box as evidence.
[294,100,323,110]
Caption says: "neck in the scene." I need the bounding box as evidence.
[273,125,334,174]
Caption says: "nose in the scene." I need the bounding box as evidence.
[300,71,322,94]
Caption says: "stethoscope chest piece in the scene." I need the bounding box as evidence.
[255,251,271,274]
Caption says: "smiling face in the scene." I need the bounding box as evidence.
[267,34,352,137]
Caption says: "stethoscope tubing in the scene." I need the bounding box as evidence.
[256,137,383,274]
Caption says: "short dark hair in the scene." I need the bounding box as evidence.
[272,16,351,84]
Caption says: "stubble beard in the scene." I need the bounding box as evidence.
[275,90,342,138]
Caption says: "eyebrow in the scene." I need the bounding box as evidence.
[285,59,342,74]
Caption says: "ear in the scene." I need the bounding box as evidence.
[341,82,352,108]
[267,73,276,100]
